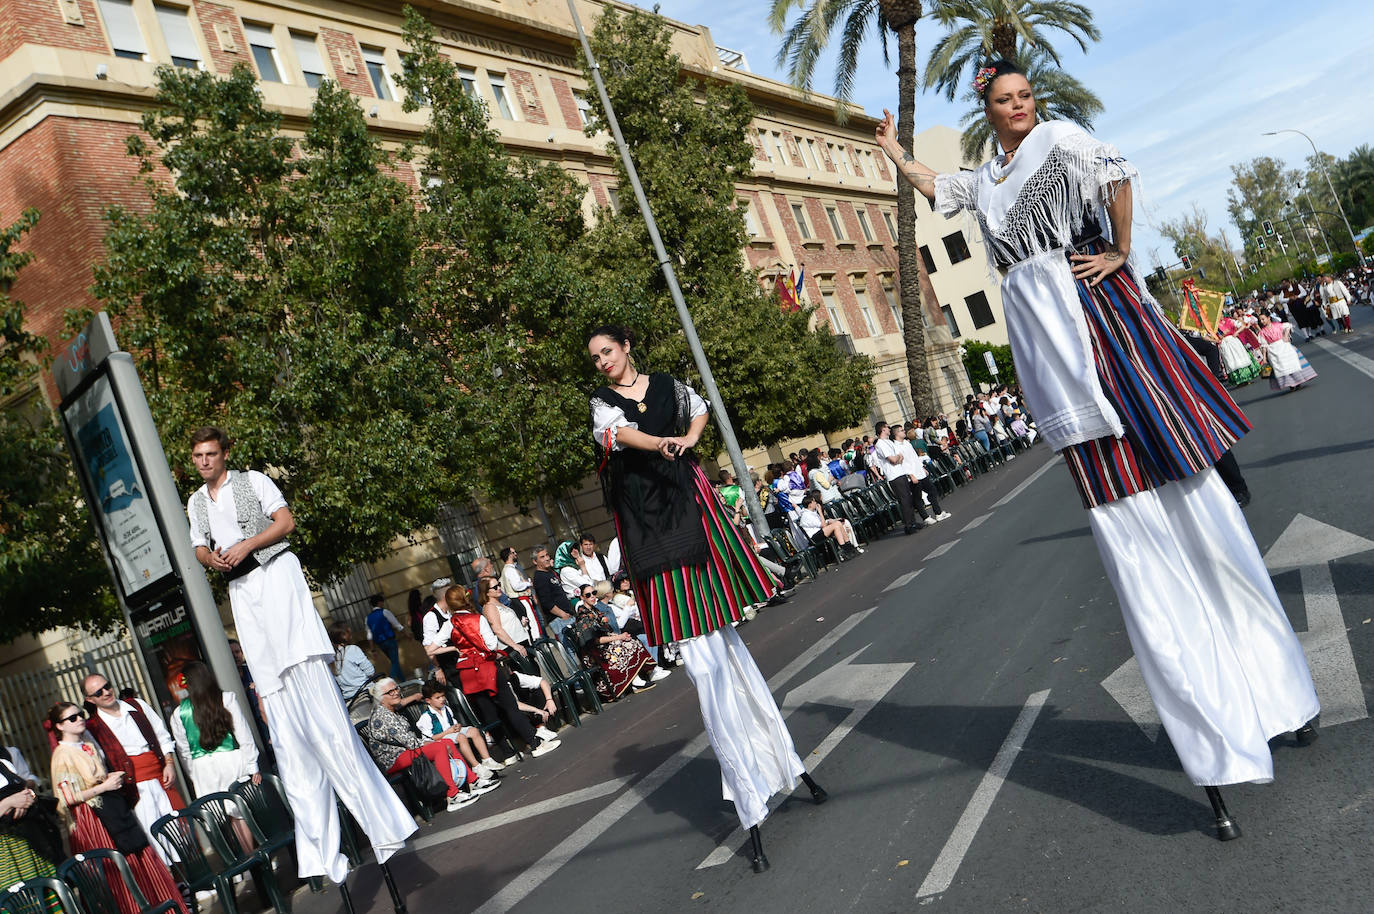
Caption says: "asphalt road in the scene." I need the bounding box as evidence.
[295,306,1374,914]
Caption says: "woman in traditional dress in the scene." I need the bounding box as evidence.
[569,584,663,700]
[588,325,826,871]
[876,59,1318,839]
[1215,312,1262,386]
[169,662,260,852]
[0,752,63,895]
[1257,313,1317,392]
[47,703,187,914]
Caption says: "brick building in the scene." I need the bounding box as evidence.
[0,0,1008,664]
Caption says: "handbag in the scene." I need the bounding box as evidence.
[371,732,449,804]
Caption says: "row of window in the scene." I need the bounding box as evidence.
[755,128,886,182]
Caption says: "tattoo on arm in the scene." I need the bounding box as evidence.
[902,152,915,164]
[1104,251,1121,262]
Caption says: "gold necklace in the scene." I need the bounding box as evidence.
[992,146,1021,185]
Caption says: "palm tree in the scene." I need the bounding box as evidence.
[769,0,935,415]
[954,46,1102,162]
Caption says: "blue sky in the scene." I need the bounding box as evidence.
[649,0,1373,268]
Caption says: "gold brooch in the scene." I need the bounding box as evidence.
[637,402,647,413]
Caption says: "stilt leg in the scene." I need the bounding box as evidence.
[338,880,357,914]
[800,772,828,805]
[1205,786,1242,841]
[749,825,770,873]
[380,862,408,914]
[1294,718,1319,747]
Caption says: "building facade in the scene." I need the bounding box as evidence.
[0,0,1007,665]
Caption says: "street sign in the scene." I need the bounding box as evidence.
[983,350,998,377]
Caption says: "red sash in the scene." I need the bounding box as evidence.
[449,613,499,695]
[129,752,186,810]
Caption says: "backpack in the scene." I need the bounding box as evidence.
[367,607,395,645]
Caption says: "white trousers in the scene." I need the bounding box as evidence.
[678,625,806,829]
[132,777,179,864]
[1088,469,1319,785]
[261,658,417,881]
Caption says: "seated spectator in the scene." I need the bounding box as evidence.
[1010,411,1037,444]
[798,492,861,559]
[599,578,658,662]
[970,407,993,451]
[826,448,848,480]
[806,452,842,504]
[329,622,375,704]
[415,680,503,783]
[555,535,610,600]
[570,584,668,700]
[479,576,531,657]
[366,678,495,812]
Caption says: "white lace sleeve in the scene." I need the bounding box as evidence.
[933,171,977,216]
[591,396,636,451]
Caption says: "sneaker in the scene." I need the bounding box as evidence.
[923,517,937,526]
[530,738,561,757]
[535,726,559,742]
[481,757,506,771]
[934,511,951,521]
[470,779,501,796]
[631,674,649,688]
[446,792,479,812]
[649,666,671,682]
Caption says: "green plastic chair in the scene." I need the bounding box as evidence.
[152,807,257,914]
[191,792,293,913]
[0,877,81,914]
[531,638,603,716]
[58,847,179,914]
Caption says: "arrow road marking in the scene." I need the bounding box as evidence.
[696,645,916,868]
[884,568,924,592]
[1104,514,1373,741]
[917,689,1050,900]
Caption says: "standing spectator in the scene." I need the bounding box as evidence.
[169,662,260,852]
[366,593,405,681]
[873,422,924,534]
[898,429,952,525]
[529,546,575,643]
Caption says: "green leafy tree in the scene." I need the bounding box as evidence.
[1157,205,1238,291]
[580,8,873,450]
[960,339,1015,387]
[1227,156,1302,260]
[768,0,932,415]
[396,8,603,510]
[92,65,456,585]
[0,209,119,638]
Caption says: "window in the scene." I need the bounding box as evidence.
[244,23,282,82]
[863,150,880,180]
[828,142,851,175]
[98,0,148,60]
[825,206,845,240]
[606,186,621,213]
[155,5,200,68]
[920,245,937,274]
[855,208,875,243]
[739,199,761,237]
[457,67,478,98]
[942,230,972,264]
[889,380,914,423]
[291,32,326,88]
[878,276,901,330]
[756,128,773,162]
[883,210,898,240]
[965,291,996,329]
[361,46,392,101]
[791,202,814,239]
[575,92,594,128]
[820,286,846,334]
[488,73,517,120]
[854,283,880,336]
[803,138,823,171]
[941,304,961,338]
[772,132,790,166]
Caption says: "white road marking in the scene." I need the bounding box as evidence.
[1311,337,1374,380]
[923,539,959,561]
[916,689,1050,900]
[409,777,633,851]
[959,513,992,533]
[991,455,1061,509]
[471,608,876,913]
[884,569,923,592]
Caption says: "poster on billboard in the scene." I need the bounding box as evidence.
[60,369,176,604]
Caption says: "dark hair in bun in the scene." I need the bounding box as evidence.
[976,59,1028,104]
[586,324,635,347]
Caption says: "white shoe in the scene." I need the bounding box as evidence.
[531,738,561,757]
[649,666,671,682]
[934,511,951,521]
[631,674,649,688]
[481,757,506,771]
[536,726,559,742]
[1006,453,1015,460]
[470,779,501,796]
[923,517,937,526]
[446,793,479,812]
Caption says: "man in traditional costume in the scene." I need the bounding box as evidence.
[186,426,415,882]
[876,59,1318,840]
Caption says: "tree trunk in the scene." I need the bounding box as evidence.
[991,21,1017,62]
[893,22,935,418]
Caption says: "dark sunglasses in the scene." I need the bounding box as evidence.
[86,683,113,698]
[581,590,594,597]
[60,711,85,724]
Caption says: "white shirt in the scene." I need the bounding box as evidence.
[610,592,640,628]
[606,539,622,577]
[187,470,285,551]
[1322,280,1350,303]
[501,562,532,597]
[590,379,708,450]
[169,690,259,776]
[559,564,595,600]
[897,440,928,481]
[3,747,34,784]
[421,603,453,648]
[873,438,906,482]
[798,507,824,537]
[98,699,175,758]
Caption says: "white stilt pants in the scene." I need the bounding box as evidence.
[1088,469,1319,785]
[261,658,417,881]
[678,624,806,829]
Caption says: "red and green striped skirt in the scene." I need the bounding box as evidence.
[626,464,776,646]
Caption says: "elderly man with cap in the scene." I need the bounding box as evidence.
[421,577,464,680]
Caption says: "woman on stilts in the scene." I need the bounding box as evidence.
[588,325,826,872]
[876,60,1319,840]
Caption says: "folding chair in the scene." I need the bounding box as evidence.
[59,848,179,914]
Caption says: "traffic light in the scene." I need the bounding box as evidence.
[1251,264,1259,274]
[1257,238,1266,250]
[1263,220,1274,236]
[1180,254,1192,270]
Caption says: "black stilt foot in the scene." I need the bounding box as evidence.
[338,880,357,914]
[749,825,770,873]
[380,862,408,914]
[1294,718,1319,747]
[1205,786,1242,841]
[800,772,828,805]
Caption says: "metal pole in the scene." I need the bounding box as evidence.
[1288,206,1320,263]
[567,0,769,535]
[1300,192,1334,262]
[1264,129,1365,266]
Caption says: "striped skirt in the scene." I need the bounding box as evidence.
[1060,244,1251,509]
[628,464,776,646]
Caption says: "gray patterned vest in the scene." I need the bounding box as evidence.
[191,471,290,567]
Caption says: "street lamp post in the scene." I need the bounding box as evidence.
[1264,128,1365,266]
[1298,192,1335,263]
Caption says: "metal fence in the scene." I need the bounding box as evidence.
[0,634,149,785]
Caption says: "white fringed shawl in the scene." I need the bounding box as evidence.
[934,121,1147,452]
